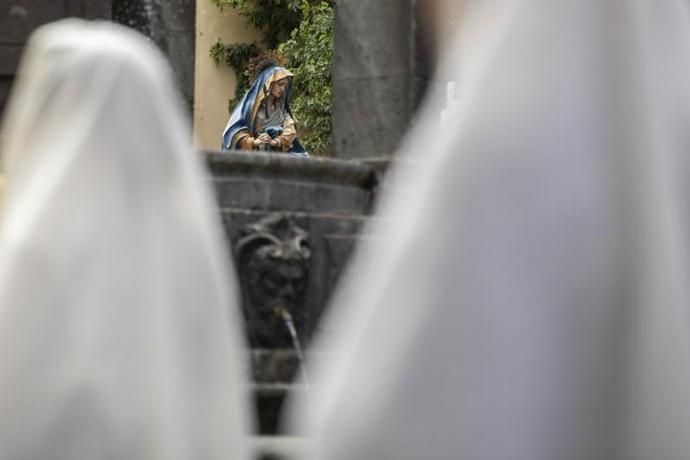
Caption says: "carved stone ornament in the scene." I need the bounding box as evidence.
[235,213,311,348]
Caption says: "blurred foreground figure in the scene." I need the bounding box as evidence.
[291,1,690,459]
[0,20,250,459]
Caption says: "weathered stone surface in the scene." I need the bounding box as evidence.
[333,0,413,80]
[208,151,377,349]
[224,209,369,345]
[1,1,69,43]
[251,349,302,384]
[112,0,196,110]
[333,75,412,159]
[235,213,312,348]
[210,151,377,214]
[157,0,194,32]
[0,0,111,114]
[80,0,111,19]
[164,29,195,109]
[333,0,411,160]
[333,0,430,160]
[155,0,195,110]
[208,151,377,437]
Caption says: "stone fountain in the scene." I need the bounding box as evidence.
[206,150,378,453]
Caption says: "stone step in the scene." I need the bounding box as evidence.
[250,435,305,460]
[251,349,302,383]
[253,382,309,435]
[249,349,314,434]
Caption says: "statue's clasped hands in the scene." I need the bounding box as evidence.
[253,133,280,148]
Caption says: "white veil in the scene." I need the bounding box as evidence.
[292,1,690,459]
[0,20,250,460]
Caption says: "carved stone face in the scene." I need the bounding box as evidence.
[235,214,311,347]
[246,246,308,315]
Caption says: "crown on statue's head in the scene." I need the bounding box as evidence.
[244,49,289,82]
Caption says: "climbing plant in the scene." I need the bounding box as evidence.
[209,0,334,156]
[278,2,333,156]
[211,0,303,48]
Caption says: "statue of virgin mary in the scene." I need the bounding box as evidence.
[221,61,308,157]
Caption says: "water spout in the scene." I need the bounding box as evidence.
[274,307,312,409]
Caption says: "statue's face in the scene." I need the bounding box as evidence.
[270,78,289,99]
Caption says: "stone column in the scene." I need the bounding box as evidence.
[332,0,430,161]
[155,0,196,110]
[113,0,196,110]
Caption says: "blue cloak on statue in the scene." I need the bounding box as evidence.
[221,65,308,157]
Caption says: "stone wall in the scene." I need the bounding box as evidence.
[0,0,111,116]
[112,0,196,111]
[0,1,197,117]
[193,4,260,151]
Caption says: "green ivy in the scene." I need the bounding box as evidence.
[279,1,333,156]
[210,0,333,156]
[211,0,303,48]
[210,40,261,108]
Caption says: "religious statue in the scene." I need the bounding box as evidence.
[222,57,308,156]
